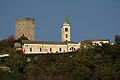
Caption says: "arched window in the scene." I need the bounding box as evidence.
[74,48,75,51]
[70,47,75,51]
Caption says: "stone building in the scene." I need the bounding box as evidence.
[15,17,35,41]
[82,39,109,46]
[15,16,110,54]
[21,16,81,54]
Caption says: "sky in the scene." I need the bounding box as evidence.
[0,0,120,42]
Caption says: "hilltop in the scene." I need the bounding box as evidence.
[0,36,120,80]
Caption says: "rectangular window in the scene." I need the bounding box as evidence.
[50,48,52,52]
[65,28,68,32]
[66,34,68,38]
[59,48,62,52]
[30,48,32,52]
[40,48,42,52]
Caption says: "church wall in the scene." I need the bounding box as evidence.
[23,44,68,54]
[67,43,80,52]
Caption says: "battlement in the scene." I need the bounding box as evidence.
[16,17,34,20]
[16,17,34,23]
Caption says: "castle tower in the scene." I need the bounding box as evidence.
[15,17,35,41]
[61,16,70,42]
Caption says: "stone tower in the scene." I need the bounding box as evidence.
[15,17,35,41]
[61,16,70,42]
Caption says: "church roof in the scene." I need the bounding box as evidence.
[22,40,78,45]
[64,16,69,24]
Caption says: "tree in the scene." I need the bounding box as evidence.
[0,35,14,53]
[73,41,95,68]
[15,35,28,43]
[71,65,92,80]
[71,41,95,80]
[5,52,27,74]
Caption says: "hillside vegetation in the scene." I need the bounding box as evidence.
[0,36,120,80]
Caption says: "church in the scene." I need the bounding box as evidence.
[15,16,80,54]
[15,16,109,54]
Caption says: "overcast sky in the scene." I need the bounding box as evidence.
[0,0,120,42]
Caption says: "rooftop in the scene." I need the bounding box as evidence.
[83,39,109,42]
[22,40,78,45]
[64,16,69,24]
[16,17,34,20]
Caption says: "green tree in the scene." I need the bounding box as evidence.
[0,35,14,53]
[15,35,28,43]
[73,41,95,68]
[5,52,27,74]
[71,65,92,80]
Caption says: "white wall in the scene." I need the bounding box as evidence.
[22,43,80,54]
[92,41,109,46]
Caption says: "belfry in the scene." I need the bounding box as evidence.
[61,16,71,42]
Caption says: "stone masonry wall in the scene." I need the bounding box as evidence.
[15,17,35,41]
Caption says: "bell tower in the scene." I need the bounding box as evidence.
[61,16,70,42]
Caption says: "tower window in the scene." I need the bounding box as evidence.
[65,28,68,32]
[40,48,42,52]
[30,48,32,52]
[66,34,68,38]
[50,48,52,52]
